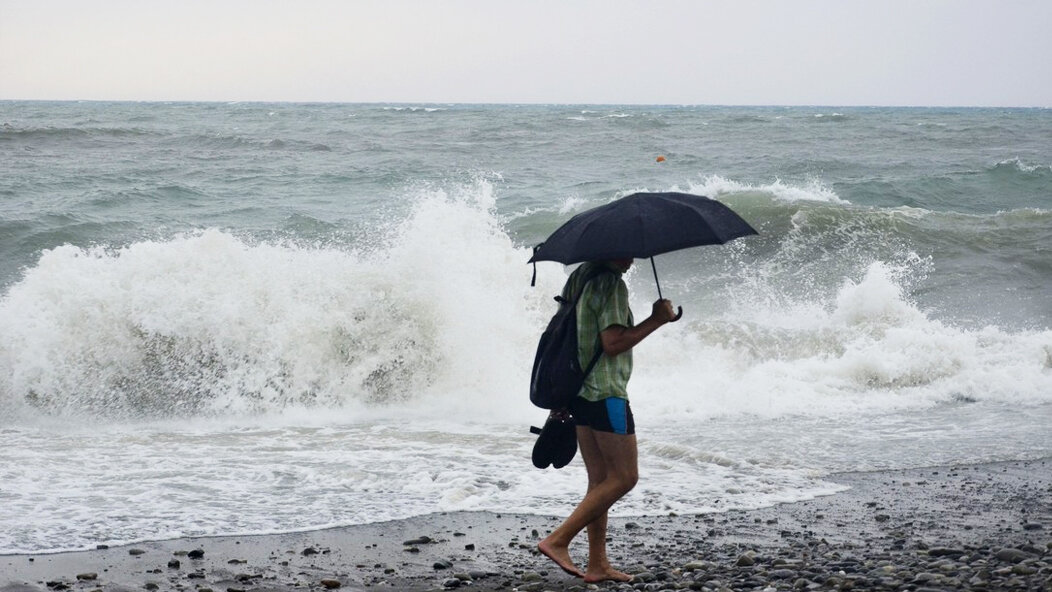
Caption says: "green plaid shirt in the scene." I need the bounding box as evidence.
[562,262,634,401]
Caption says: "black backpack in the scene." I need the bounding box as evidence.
[529,265,609,410]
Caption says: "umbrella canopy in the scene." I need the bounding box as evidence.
[529,192,757,265]
[528,192,757,321]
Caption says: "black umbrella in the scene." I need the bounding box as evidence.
[529,192,757,320]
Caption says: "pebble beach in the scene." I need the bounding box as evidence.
[4,459,1050,592]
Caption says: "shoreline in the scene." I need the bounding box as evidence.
[3,459,1050,591]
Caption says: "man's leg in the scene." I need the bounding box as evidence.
[538,426,638,579]
[579,425,609,573]
[572,426,612,578]
[582,429,636,582]
[537,426,601,577]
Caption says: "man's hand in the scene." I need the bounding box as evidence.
[652,299,676,324]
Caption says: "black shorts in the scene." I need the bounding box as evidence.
[570,396,635,435]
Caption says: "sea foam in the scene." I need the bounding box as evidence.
[688,175,848,204]
[0,182,553,423]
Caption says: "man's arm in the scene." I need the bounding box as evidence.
[599,299,676,357]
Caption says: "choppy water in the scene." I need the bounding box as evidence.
[1,102,1050,554]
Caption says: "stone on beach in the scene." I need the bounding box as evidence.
[928,547,966,558]
[994,548,1032,563]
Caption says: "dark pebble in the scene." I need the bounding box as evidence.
[187,549,205,559]
[994,548,1031,563]
[128,548,146,556]
[319,579,341,589]
[434,560,453,570]
[633,571,656,582]
[403,536,433,545]
[167,559,180,569]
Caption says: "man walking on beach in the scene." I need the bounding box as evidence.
[538,258,676,583]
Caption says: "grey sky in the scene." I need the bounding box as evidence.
[2,0,1049,106]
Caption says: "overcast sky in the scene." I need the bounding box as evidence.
[2,0,1050,106]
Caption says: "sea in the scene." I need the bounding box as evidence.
[1,101,1050,555]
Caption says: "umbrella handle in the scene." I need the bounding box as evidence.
[651,257,683,322]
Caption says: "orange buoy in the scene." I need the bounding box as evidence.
[656,155,666,163]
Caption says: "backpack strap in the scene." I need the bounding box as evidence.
[571,265,612,384]
[581,341,604,378]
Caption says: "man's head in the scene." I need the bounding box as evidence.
[608,258,634,273]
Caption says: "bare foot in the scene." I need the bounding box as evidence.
[583,566,633,583]
[537,539,584,578]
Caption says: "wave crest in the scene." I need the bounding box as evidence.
[688,175,848,204]
[991,157,1052,176]
[0,181,548,421]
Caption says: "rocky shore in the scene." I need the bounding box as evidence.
[3,459,1050,592]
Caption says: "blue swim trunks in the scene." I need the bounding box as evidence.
[570,396,635,435]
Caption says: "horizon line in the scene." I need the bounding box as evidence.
[2,98,1049,110]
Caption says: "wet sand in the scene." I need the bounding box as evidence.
[3,459,1050,591]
